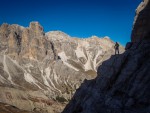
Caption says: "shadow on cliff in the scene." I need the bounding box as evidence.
[131,0,150,41]
[62,38,150,113]
[83,52,128,93]
[97,54,128,88]
[62,1,150,112]
[62,51,128,112]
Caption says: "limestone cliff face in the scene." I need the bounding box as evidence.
[0,22,53,62]
[131,0,150,42]
[0,22,121,113]
[62,1,150,113]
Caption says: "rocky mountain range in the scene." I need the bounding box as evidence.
[0,21,123,112]
[62,0,150,113]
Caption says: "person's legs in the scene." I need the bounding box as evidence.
[115,48,119,55]
[118,48,119,54]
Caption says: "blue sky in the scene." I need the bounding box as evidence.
[0,0,141,46]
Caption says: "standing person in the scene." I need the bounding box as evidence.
[114,42,119,55]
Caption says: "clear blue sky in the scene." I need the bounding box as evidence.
[0,0,141,46]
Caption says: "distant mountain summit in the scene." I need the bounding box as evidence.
[0,21,124,112]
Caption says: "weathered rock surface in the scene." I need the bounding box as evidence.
[0,22,123,112]
[62,0,150,113]
[0,102,39,113]
[131,0,150,42]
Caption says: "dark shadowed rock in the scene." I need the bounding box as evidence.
[131,0,150,42]
[62,0,150,113]
[125,42,133,50]
[62,40,150,113]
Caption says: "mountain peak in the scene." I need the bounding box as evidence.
[0,21,124,113]
[46,30,70,37]
[46,30,70,40]
[29,21,43,31]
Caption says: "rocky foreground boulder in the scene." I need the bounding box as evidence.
[0,21,124,112]
[62,0,150,113]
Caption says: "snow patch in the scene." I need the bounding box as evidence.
[58,51,69,62]
[44,67,62,93]
[24,73,36,84]
[3,54,13,84]
[75,42,94,71]
[58,51,79,71]
[84,57,93,71]
[52,69,59,85]
[93,50,103,71]
[75,45,86,59]
[64,62,79,71]
[24,63,34,73]
[24,72,42,89]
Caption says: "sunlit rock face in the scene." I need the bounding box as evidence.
[0,102,39,113]
[0,22,122,113]
[62,1,150,113]
[131,0,150,42]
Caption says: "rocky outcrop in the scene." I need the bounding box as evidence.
[0,87,65,113]
[63,40,150,113]
[131,0,150,42]
[0,102,40,113]
[0,22,123,112]
[62,1,150,113]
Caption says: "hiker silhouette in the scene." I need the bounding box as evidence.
[114,42,119,55]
